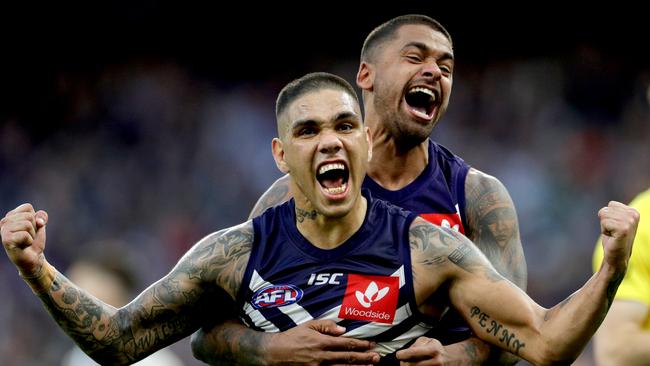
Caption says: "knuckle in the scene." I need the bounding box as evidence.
[347,339,358,350]
[347,352,355,363]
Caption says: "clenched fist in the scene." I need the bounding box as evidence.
[1,203,54,293]
[599,201,640,270]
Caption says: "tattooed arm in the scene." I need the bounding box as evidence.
[465,168,527,289]
[397,170,528,365]
[1,203,252,365]
[408,199,638,366]
[450,168,527,364]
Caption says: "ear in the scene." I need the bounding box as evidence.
[272,138,290,174]
[356,61,374,92]
[365,126,373,162]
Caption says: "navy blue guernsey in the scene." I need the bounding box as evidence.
[363,140,469,235]
[363,140,472,347]
[239,190,434,356]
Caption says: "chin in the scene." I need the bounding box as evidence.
[317,201,355,220]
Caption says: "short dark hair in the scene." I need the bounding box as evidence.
[360,14,452,62]
[275,72,360,119]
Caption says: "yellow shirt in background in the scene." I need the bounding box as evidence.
[593,188,650,329]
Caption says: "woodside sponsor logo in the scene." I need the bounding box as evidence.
[339,274,399,324]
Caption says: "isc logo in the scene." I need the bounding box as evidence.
[251,284,303,309]
[307,273,344,286]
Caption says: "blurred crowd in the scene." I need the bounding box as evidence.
[1,16,649,366]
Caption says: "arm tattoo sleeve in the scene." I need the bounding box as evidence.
[34,223,253,365]
[465,169,528,289]
[465,170,526,365]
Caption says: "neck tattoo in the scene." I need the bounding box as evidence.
[296,207,318,223]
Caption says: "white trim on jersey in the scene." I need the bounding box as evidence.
[242,271,280,332]
[245,270,314,330]
[373,322,434,355]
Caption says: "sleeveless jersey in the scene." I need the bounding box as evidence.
[362,140,469,234]
[363,140,471,345]
[238,190,434,356]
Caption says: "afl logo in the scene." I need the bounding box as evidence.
[252,284,303,309]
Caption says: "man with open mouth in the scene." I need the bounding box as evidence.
[2,71,640,366]
[194,14,527,366]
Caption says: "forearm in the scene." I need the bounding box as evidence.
[444,336,490,365]
[36,269,133,365]
[538,263,625,364]
[445,336,519,365]
[36,265,204,365]
[192,320,270,366]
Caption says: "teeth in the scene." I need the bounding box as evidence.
[324,183,347,194]
[408,87,436,101]
[319,163,345,175]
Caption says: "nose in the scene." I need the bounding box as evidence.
[421,60,442,80]
[318,129,343,155]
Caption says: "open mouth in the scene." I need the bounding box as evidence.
[316,162,349,196]
[405,86,438,120]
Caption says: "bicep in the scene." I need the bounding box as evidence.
[248,174,292,219]
[464,168,527,289]
[119,244,224,343]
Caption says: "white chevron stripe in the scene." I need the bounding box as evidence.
[249,270,270,291]
[318,304,343,322]
[242,302,280,332]
[279,302,314,324]
[374,322,434,356]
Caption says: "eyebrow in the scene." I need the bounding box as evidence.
[402,41,454,62]
[291,111,361,131]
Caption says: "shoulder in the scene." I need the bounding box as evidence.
[181,221,255,274]
[181,221,254,296]
[408,216,468,258]
[195,221,255,255]
[249,174,292,219]
[465,168,505,192]
[464,168,516,220]
[408,217,498,289]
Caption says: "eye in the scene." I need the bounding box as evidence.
[297,126,317,137]
[439,65,452,76]
[406,54,422,62]
[337,122,354,132]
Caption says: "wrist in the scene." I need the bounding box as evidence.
[600,259,628,278]
[19,259,56,294]
[262,332,282,366]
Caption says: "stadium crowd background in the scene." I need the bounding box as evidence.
[1,3,648,365]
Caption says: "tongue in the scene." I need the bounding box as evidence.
[409,105,430,119]
[321,177,344,189]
